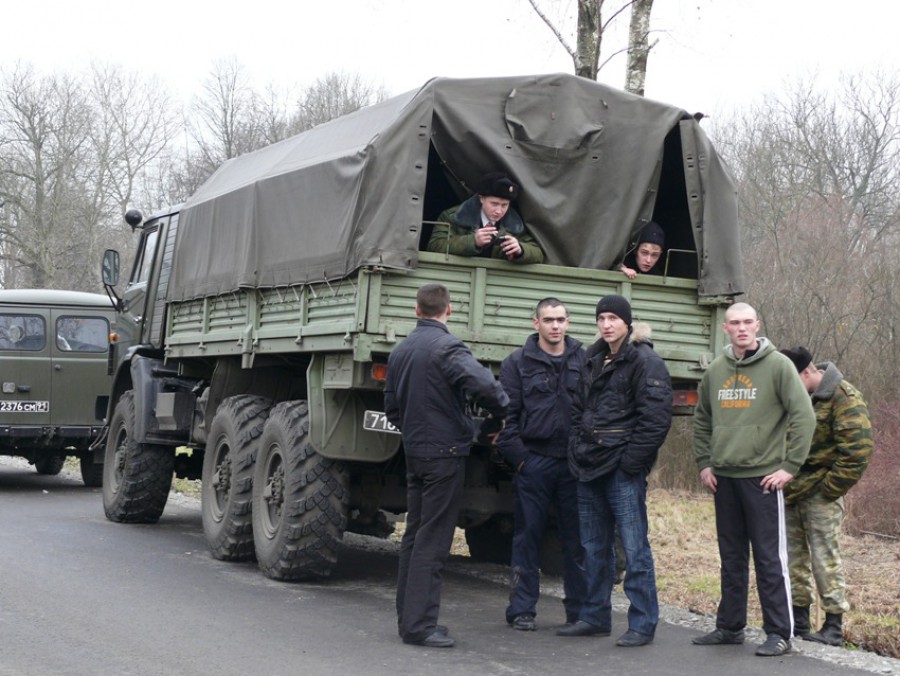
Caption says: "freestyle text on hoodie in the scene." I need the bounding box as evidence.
[693,337,816,478]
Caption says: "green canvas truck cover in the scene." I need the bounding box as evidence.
[168,74,743,300]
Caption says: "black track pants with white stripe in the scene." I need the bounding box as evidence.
[712,475,793,640]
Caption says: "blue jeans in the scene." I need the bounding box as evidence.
[577,469,658,636]
[506,453,586,623]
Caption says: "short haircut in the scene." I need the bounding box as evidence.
[534,297,567,318]
[416,283,450,318]
[725,301,758,321]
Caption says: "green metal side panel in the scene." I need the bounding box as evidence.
[164,251,727,384]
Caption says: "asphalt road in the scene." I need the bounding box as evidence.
[1,460,895,676]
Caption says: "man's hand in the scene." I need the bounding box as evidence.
[474,226,498,248]
[620,264,637,280]
[485,418,506,445]
[499,235,523,259]
[699,467,717,494]
[761,469,794,493]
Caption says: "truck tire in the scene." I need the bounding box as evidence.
[34,454,66,476]
[102,391,174,523]
[202,395,271,561]
[465,515,513,565]
[252,400,349,580]
[80,456,104,487]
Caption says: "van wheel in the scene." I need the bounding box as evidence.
[102,391,174,523]
[34,454,66,476]
[253,400,348,580]
[202,395,271,561]
[80,457,104,487]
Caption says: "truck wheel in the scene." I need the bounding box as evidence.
[102,391,174,523]
[464,515,513,565]
[202,395,271,561]
[34,454,66,476]
[253,400,349,580]
[80,457,104,487]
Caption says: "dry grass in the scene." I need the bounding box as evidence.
[647,489,900,658]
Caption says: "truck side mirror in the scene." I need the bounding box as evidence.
[102,249,120,287]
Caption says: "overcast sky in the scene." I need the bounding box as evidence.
[2,0,897,120]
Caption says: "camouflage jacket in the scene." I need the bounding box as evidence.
[784,362,874,504]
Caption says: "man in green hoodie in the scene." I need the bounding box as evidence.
[691,303,815,657]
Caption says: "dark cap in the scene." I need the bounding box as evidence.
[595,294,632,325]
[781,346,813,373]
[474,172,519,200]
[638,221,665,247]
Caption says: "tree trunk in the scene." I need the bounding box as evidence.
[575,0,603,79]
[625,0,654,95]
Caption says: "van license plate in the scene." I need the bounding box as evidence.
[362,410,400,434]
[0,400,50,413]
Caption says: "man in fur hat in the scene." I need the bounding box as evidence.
[558,295,672,647]
[426,172,544,263]
[780,347,873,647]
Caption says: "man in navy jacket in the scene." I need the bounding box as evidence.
[496,297,587,631]
[385,283,508,648]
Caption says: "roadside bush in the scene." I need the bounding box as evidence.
[845,400,900,537]
[650,418,702,493]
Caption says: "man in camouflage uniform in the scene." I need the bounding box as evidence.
[780,347,874,646]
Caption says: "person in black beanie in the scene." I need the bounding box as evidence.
[619,222,666,279]
[558,294,672,647]
[426,172,544,263]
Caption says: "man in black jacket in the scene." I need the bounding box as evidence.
[496,297,587,631]
[558,295,672,647]
[385,283,509,648]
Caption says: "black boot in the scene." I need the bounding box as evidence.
[792,606,811,639]
[806,613,843,646]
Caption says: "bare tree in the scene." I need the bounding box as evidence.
[526,0,655,93]
[714,73,900,402]
[289,72,388,134]
[0,65,94,289]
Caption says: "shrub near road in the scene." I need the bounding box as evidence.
[648,490,900,658]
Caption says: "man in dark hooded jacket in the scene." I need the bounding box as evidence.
[558,295,672,647]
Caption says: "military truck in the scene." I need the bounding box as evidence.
[99,74,743,579]
[0,289,115,486]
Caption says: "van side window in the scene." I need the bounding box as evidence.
[0,314,46,351]
[56,316,110,352]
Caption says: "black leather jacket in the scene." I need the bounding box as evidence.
[384,318,508,458]
[569,327,673,481]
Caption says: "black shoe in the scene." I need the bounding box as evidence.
[436,625,449,636]
[512,614,536,631]
[556,620,611,637]
[403,630,455,648]
[806,612,843,646]
[692,628,745,645]
[756,633,791,657]
[616,629,654,647]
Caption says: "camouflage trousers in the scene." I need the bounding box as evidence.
[785,492,850,613]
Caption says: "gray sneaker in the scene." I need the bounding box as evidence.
[692,628,745,645]
[756,633,791,657]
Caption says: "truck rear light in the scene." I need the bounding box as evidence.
[673,390,698,407]
[371,363,388,382]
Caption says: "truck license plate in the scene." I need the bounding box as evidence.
[362,410,400,434]
[0,400,50,413]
